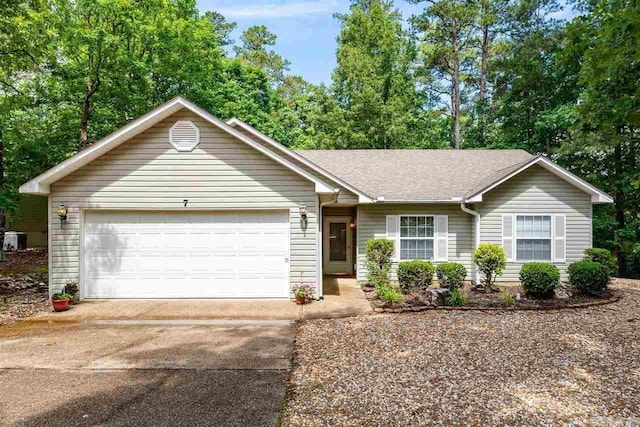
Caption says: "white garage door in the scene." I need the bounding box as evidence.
[83,211,290,298]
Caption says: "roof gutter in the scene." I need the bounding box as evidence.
[460,202,480,285]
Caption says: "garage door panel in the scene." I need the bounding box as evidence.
[83,210,289,298]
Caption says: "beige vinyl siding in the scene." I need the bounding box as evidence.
[476,164,592,281]
[235,127,360,204]
[49,109,317,294]
[357,204,474,282]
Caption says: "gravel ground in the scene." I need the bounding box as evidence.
[282,279,640,426]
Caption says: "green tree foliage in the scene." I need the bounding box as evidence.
[311,0,428,149]
[234,25,291,85]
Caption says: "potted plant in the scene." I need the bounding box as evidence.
[51,292,72,312]
[64,280,80,304]
[292,284,315,305]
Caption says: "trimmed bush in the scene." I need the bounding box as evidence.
[376,285,404,305]
[368,269,391,290]
[365,239,394,272]
[519,262,560,297]
[397,260,435,292]
[472,243,507,291]
[568,260,610,296]
[436,262,467,289]
[584,247,617,276]
[446,288,466,306]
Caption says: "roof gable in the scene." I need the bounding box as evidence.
[19,97,336,195]
[465,155,613,204]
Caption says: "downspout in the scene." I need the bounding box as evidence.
[460,202,480,285]
[317,189,340,300]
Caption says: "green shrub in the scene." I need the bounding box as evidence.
[519,262,560,297]
[376,285,404,305]
[584,248,617,276]
[397,260,435,292]
[568,260,611,296]
[436,262,467,289]
[502,292,516,306]
[365,239,394,272]
[368,269,391,290]
[446,288,466,306]
[472,243,507,291]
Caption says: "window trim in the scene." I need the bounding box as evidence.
[399,214,436,261]
[514,214,553,262]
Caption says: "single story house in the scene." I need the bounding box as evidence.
[19,97,613,299]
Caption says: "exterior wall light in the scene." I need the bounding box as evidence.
[299,203,307,220]
[57,202,68,221]
[350,220,357,229]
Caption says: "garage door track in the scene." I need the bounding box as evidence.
[0,320,294,426]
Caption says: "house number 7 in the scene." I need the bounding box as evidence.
[183,199,188,207]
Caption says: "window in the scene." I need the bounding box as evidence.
[516,215,552,261]
[400,215,434,260]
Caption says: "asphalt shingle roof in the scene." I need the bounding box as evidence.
[295,149,534,201]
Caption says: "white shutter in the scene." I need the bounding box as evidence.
[502,214,515,262]
[386,215,399,261]
[435,215,448,261]
[554,214,566,262]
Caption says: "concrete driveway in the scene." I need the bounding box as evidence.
[0,320,294,426]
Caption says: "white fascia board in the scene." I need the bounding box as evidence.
[20,96,337,196]
[226,117,374,203]
[464,156,614,204]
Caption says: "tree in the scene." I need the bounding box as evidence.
[410,0,478,149]
[234,25,291,85]
[559,0,640,276]
[318,0,424,149]
[0,0,51,260]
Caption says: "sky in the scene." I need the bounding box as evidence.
[196,0,578,86]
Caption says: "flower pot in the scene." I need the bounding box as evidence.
[295,295,306,305]
[51,299,70,312]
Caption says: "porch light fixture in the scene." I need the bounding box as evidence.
[299,203,307,220]
[57,202,68,221]
[350,220,357,229]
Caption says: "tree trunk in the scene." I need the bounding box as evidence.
[0,127,6,262]
[452,18,461,149]
[613,142,626,276]
[480,24,488,104]
[79,78,99,151]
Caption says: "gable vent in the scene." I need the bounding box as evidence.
[169,121,200,152]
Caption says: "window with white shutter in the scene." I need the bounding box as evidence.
[554,214,566,262]
[435,215,448,261]
[502,214,515,262]
[386,215,399,261]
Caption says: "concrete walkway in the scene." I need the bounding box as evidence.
[29,277,371,322]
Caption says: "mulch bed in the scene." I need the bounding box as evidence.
[363,282,621,313]
[0,249,50,326]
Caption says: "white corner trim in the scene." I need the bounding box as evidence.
[19,97,337,196]
[465,156,613,204]
[226,118,374,203]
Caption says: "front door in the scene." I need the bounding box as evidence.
[323,216,352,275]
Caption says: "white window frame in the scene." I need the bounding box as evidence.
[399,214,436,261]
[515,214,553,262]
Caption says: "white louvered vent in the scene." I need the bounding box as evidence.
[169,121,200,152]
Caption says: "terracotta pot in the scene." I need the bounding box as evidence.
[51,299,70,312]
[295,295,306,305]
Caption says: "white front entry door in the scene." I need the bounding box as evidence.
[83,210,290,298]
[323,216,353,275]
